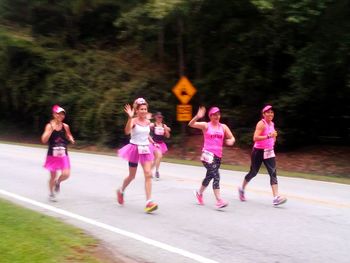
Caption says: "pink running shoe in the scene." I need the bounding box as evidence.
[238,187,246,201]
[194,190,204,205]
[117,189,124,205]
[216,199,228,209]
[273,196,287,206]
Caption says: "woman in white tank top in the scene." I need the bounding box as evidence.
[117,98,158,213]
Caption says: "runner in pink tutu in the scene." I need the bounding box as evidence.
[41,105,75,202]
[149,112,171,180]
[189,106,235,209]
[117,98,158,213]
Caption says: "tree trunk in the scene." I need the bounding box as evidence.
[195,38,203,80]
[177,17,185,77]
[157,21,165,63]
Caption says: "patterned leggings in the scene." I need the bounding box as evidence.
[202,156,221,189]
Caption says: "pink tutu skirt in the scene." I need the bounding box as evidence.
[118,144,154,164]
[44,155,70,171]
[150,142,168,154]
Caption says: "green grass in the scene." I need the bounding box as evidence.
[0,199,103,263]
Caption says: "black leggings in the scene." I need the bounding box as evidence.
[128,162,138,167]
[202,156,221,189]
[245,148,278,185]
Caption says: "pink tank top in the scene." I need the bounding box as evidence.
[203,122,224,158]
[254,119,275,149]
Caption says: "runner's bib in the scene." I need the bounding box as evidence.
[154,126,165,136]
[200,150,214,164]
[52,146,66,157]
[263,149,275,159]
[138,145,151,154]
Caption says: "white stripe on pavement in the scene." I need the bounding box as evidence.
[0,189,218,263]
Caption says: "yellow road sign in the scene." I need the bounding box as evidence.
[172,76,197,105]
[176,104,192,122]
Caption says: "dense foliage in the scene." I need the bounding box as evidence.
[0,0,349,148]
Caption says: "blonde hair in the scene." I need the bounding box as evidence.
[133,98,148,110]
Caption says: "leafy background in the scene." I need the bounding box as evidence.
[0,0,349,149]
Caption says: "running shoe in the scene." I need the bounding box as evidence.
[273,196,287,206]
[215,199,228,209]
[49,193,57,202]
[155,171,160,180]
[194,190,204,205]
[54,181,60,193]
[116,189,124,205]
[238,187,246,201]
[145,201,158,213]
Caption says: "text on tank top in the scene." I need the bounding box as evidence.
[130,123,150,145]
[48,126,69,156]
[203,122,224,158]
[254,119,275,149]
[152,123,165,143]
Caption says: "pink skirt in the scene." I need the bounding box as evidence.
[150,142,168,154]
[118,144,154,164]
[44,155,70,171]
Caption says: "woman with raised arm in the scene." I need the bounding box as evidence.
[117,98,158,213]
[188,106,235,209]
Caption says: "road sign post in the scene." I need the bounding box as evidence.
[172,76,197,157]
[176,104,192,122]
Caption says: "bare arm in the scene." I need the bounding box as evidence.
[164,124,171,138]
[148,135,155,144]
[222,124,235,146]
[188,106,208,130]
[124,104,134,135]
[41,123,53,144]
[125,118,134,135]
[253,121,278,142]
[63,123,75,144]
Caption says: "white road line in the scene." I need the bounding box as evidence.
[0,189,218,263]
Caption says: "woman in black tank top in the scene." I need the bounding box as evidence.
[149,112,171,179]
[41,105,75,202]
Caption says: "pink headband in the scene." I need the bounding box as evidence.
[208,107,220,116]
[134,98,147,105]
[262,105,272,113]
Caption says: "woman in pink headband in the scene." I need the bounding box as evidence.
[41,105,75,202]
[238,105,287,206]
[189,106,235,209]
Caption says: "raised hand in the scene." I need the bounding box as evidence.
[196,106,206,119]
[124,104,134,118]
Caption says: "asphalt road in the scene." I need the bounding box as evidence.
[1,143,349,263]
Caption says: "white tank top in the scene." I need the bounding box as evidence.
[130,123,150,145]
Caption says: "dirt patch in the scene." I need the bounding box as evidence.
[168,135,350,177]
[66,241,138,263]
[90,242,138,263]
